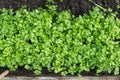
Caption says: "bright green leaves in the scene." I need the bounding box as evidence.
[0,6,120,76]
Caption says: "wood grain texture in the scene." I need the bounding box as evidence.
[0,70,9,80]
[2,76,120,80]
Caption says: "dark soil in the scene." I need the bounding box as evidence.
[0,67,114,77]
[0,67,60,77]
[0,0,119,76]
[0,0,119,18]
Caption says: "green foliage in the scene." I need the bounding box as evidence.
[117,5,120,9]
[0,6,120,76]
[47,0,63,3]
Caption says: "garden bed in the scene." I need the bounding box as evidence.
[0,0,120,79]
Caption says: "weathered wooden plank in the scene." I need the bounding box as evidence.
[2,76,120,80]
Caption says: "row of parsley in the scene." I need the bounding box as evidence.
[0,6,120,76]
